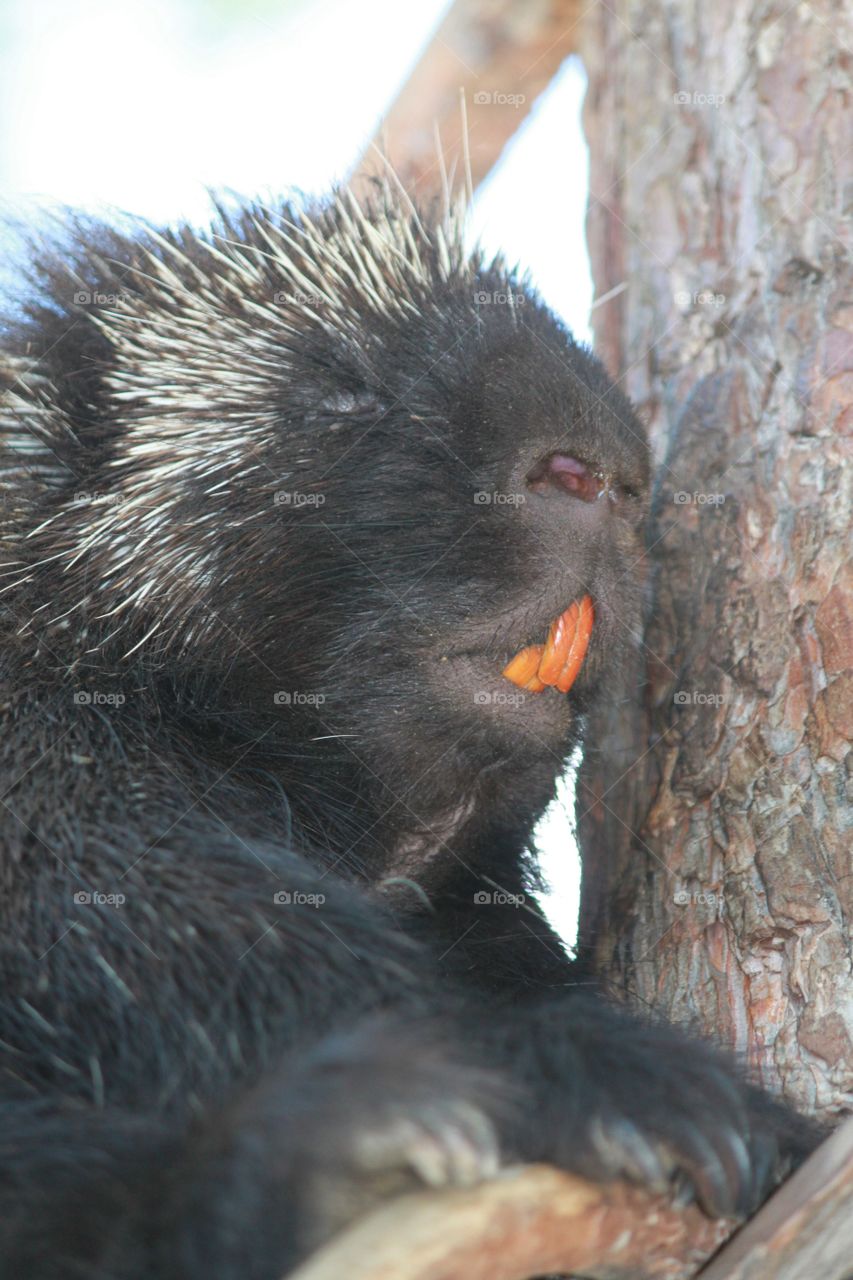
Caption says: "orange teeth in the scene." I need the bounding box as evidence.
[554,594,594,693]
[501,596,594,695]
[501,645,547,692]
[538,610,576,685]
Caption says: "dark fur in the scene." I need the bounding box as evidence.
[0,189,816,1279]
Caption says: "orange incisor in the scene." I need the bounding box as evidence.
[502,596,594,695]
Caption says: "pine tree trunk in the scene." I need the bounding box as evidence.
[578,0,852,1121]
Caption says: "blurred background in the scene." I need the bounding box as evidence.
[0,0,595,946]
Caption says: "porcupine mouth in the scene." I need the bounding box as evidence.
[433,595,595,725]
[501,596,594,694]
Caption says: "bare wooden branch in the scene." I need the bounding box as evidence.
[290,1122,853,1280]
[354,0,583,197]
[289,1165,732,1280]
[698,1116,853,1280]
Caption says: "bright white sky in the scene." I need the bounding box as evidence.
[0,0,592,945]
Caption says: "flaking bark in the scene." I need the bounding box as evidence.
[579,0,852,1120]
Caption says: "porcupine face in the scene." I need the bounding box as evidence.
[3,190,649,834]
[250,212,651,770]
[288,286,651,757]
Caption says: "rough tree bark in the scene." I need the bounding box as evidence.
[579,0,852,1120]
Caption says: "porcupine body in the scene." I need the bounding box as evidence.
[0,185,817,1279]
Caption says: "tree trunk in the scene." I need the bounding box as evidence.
[578,0,852,1121]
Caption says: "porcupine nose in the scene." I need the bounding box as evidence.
[525,452,605,503]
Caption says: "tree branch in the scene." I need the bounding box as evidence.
[289,1164,731,1280]
[290,1120,853,1280]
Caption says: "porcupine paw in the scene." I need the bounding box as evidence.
[263,1023,505,1252]
[347,1096,500,1191]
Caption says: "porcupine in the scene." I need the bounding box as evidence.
[0,183,818,1279]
